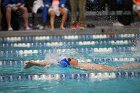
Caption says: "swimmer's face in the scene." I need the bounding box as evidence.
[68,58,78,66]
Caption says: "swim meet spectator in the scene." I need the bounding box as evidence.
[69,0,86,30]
[133,0,140,18]
[45,0,68,31]
[0,0,2,30]
[3,0,30,31]
[32,0,48,30]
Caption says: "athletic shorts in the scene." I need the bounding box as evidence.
[48,7,67,16]
[48,1,67,16]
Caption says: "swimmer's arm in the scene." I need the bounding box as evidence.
[75,63,140,71]
[24,61,56,69]
[74,63,116,72]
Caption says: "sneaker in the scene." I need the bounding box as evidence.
[113,22,124,27]
[79,26,85,30]
[8,27,13,31]
[33,25,44,30]
[44,25,48,30]
[37,25,44,30]
[77,23,85,30]
[70,24,76,30]
[25,27,31,30]
[76,23,80,29]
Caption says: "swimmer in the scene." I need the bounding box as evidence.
[24,58,140,71]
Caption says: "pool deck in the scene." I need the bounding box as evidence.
[0,26,140,37]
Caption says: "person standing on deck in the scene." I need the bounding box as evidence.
[0,0,2,30]
[45,0,68,31]
[69,0,86,30]
[3,0,30,31]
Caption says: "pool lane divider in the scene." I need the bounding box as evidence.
[0,47,138,56]
[0,57,140,66]
[0,72,140,82]
[0,39,134,48]
[0,34,138,42]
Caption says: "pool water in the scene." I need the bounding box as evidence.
[0,33,140,93]
[0,78,140,93]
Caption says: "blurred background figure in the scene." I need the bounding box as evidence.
[133,0,140,18]
[46,0,68,31]
[4,0,30,31]
[32,0,48,30]
[69,0,86,30]
[110,0,133,27]
[0,0,2,30]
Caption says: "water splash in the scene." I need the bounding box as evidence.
[44,48,87,63]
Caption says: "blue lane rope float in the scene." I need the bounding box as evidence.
[0,72,140,82]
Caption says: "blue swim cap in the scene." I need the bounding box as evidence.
[59,58,70,67]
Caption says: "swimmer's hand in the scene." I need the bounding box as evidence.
[24,62,34,69]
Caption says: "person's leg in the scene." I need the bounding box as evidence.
[32,13,39,29]
[6,7,13,31]
[69,0,78,29]
[32,1,40,29]
[32,7,47,30]
[42,7,48,27]
[137,10,140,18]
[78,0,86,29]
[0,5,2,30]
[49,10,55,31]
[60,8,67,30]
[133,4,140,18]
[20,6,30,30]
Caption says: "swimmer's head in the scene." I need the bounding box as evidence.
[59,58,78,67]
[68,58,78,66]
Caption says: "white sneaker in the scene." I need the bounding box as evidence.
[25,27,31,30]
[8,27,13,31]
[113,22,124,27]
[37,25,44,30]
